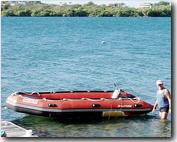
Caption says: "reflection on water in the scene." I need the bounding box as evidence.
[12,114,171,137]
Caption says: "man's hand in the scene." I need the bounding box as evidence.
[152,102,157,113]
[152,108,156,112]
[169,108,171,113]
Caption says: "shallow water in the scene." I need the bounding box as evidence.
[1,17,171,137]
[11,114,171,137]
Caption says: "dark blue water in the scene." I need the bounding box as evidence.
[1,17,171,137]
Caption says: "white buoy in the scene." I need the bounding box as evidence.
[101,41,106,44]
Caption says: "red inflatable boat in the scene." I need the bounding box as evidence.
[6,90,153,118]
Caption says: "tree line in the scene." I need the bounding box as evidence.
[1,1,171,17]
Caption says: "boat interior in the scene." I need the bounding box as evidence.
[15,90,136,100]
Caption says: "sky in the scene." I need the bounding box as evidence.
[41,0,171,7]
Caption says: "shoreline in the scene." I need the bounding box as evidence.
[1,1,171,17]
[1,16,171,17]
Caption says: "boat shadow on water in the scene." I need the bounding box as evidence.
[12,113,159,125]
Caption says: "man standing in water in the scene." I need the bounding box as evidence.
[152,80,171,121]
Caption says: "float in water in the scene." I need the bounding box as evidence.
[6,89,153,118]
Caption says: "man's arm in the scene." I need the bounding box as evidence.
[152,100,158,112]
[164,89,171,112]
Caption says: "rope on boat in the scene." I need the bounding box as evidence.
[128,97,141,103]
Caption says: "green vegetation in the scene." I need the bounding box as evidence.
[1,1,171,17]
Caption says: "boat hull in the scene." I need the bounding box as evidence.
[6,91,153,118]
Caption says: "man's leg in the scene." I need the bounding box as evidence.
[160,111,168,121]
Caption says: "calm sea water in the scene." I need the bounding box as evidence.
[1,17,171,137]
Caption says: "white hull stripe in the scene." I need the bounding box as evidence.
[6,101,152,113]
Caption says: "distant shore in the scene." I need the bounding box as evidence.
[1,1,171,17]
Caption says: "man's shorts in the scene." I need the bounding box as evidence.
[159,106,169,113]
